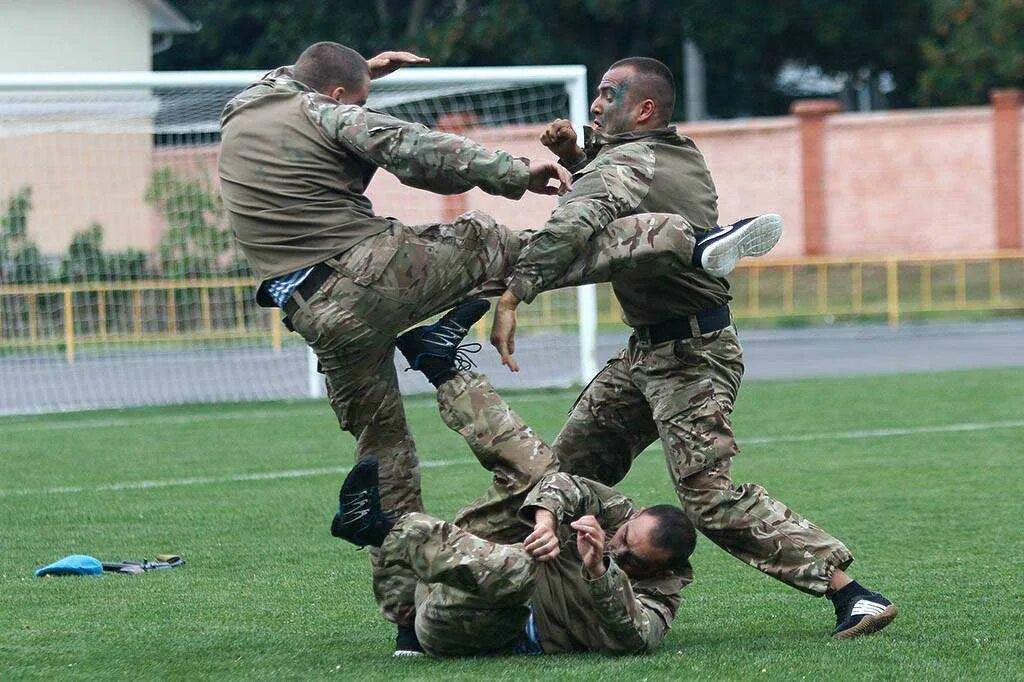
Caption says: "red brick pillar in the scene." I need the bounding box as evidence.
[791,99,841,256]
[436,113,478,222]
[991,88,1022,249]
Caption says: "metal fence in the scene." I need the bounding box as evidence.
[2,251,1021,364]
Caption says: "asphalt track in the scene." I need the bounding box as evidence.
[1,319,1021,415]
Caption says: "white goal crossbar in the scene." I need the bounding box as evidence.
[0,65,598,413]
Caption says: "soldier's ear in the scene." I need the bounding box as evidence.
[636,99,657,124]
[328,85,346,102]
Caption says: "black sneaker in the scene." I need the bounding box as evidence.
[394,624,424,657]
[691,214,783,277]
[330,457,393,548]
[396,299,490,387]
[830,581,898,638]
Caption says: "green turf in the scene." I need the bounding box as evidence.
[2,368,1022,680]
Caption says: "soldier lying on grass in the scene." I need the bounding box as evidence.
[330,300,697,656]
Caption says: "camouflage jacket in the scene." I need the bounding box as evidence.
[508,126,730,326]
[218,67,531,290]
[519,472,691,654]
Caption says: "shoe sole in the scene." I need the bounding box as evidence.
[701,213,784,278]
[832,604,899,639]
[392,650,425,657]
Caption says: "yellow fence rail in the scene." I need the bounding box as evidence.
[1,252,1022,363]
[593,251,1024,330]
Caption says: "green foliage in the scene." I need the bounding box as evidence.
[146,167,247,279]
[59,222,149,282]
[0,186,52,285]
[918,0,1024,106]
[156,0,940,117]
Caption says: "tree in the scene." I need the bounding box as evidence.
[157,0,937,118]
[918,0,1024,106]
[146,168,235,279]
[0,186,51,284]
[60,222,105,282]
[60,222,149,282]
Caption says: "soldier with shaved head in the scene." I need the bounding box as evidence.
[219,43,783,654]
[491,56,897,639]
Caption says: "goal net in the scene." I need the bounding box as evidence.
[0,66,605,415]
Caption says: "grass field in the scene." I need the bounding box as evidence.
[2,367,1022,680]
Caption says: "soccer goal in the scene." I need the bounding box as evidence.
[0,66,604,415]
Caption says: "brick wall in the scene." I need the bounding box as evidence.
[10,91,1023,258]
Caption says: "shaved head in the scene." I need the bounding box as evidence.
[293,42,369,95]
[608,57,676,126]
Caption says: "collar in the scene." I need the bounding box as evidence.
[260,65,316,95]
[583,125,681,156]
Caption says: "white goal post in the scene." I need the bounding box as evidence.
[0,65,600,414]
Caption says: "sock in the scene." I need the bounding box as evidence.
[690,227,719,269]
[830,579,871,604]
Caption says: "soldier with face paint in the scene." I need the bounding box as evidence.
[330,307,698,656]
[219,43,782,655]
[490,57,898,639]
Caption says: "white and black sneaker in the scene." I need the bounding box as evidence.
[830,581,898,638]
[691,214,784,277]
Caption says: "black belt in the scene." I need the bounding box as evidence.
[632,305,731,346]
[282,261,338,325]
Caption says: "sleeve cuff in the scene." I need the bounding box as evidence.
[583,556,618,587]
[507,275,537,304]
[518,500,561,526]
[504,157,532,199]
[559,151,588,173]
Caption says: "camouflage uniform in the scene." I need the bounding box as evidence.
[553,330,853,594]
[519,127,854,596]
[379,372,689,656]
[219,69,706,626]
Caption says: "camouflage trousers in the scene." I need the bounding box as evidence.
[287,211,697,625]
[378,371,557,656]
[552,328,854,596]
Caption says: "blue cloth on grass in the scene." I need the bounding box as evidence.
[35,554,103,577]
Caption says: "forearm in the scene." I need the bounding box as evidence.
[506,199,616,303]
[585,558,667,653]
[520,473,634,527]
[304,99,531,197]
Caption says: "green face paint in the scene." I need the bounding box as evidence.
[590,68,638,135]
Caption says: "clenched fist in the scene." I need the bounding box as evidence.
[540,119,585,166]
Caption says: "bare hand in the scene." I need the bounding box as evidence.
[490,290,520,372]
[367,51,430,79]
[524,509,560,561]
[570,515,606,578]
[526,160,572,196]
[540,119,585,166]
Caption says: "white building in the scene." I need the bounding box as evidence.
[0,1,198,255]
[0,0,196,73]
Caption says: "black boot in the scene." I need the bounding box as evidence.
[396,299,490,387]
[394,624,424,657]
[329,457,393,548]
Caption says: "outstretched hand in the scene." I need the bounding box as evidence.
[367,51,430,79]
[490,290,520,372]
[527,160,572,196]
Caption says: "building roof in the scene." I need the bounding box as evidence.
[144,0,199,34]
